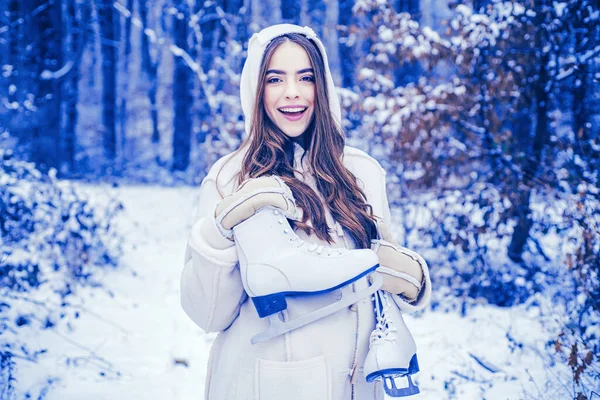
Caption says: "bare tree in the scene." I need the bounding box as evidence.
[281,0,300,23]
[30,0,63,171]
[97,0,118,163]
[172,0,191,171]
[138,0,160,144]
[338,0,355,88]
[63,0,88,175]
[118,0,134,168]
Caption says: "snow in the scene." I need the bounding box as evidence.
[512,4,526,16]
[379,26,394,42]
[5,100,19,110]
[144,28,158,44]
[554,2,567,17]
[455,5,472,18]
[10,184,578,400]
[403,35,417,48]
[2,64,13,78]
[41,61,74,80]
[11,185,209,399]
[113,1,132,18]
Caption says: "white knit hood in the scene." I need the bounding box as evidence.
[240,24,342,136]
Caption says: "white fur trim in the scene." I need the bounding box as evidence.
[189,217,238,266]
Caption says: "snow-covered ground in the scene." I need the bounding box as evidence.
[13,184,574,399]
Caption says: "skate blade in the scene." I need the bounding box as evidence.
[383,374,420,397]
[251,262,380,318]
[251,273,383,344]
[366,354,420,382]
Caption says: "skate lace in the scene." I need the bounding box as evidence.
[369,292,397,345]
[289,236,343,256]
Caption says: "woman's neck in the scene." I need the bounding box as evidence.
[291,134,307,149]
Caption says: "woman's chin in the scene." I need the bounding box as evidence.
[281,128,306,139]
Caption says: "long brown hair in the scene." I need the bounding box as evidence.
[233,33,377,248]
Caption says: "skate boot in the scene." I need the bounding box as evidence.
[364,290,420,397]
[233,206,382,344]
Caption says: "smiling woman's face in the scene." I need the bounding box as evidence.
[263,41,316,138]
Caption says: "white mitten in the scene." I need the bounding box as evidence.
[214,176,301,239]
[371,240,424,300]
[371,221,427,301]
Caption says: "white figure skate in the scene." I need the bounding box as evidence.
[233,206,382,344]
[364,290,420,397]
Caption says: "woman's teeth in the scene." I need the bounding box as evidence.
[279,107,307,114]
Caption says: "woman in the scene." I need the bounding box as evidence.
[181,24,431,400]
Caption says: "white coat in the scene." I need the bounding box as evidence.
[181,143,431,400]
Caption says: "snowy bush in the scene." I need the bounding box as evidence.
[0,146,123,396]
[550,182,600,395]
[345,0,599,395]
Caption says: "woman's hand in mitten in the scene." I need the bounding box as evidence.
[371,239,426,300]
[214,176,300,238]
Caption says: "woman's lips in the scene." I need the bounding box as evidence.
[278,107,307,122]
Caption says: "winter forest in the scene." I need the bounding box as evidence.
[0,0,599,398]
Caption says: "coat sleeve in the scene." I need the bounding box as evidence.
[378,170,432,314]
[180,177,247,332]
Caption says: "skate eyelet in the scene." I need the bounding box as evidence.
[278,219,284,224]
[273,210,279,215]
[284,228,289,233]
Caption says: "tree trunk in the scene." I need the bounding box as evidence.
[4,0,20,139]
[571,2,598,182]
[98,0,117,163]
[63,0,82,175]
[473,0,492,12]
[138,0,159,144]
[118,0,134,169]
[281,0,300,24]
[149,63,159,145]
[338,0,355,89]
[200,1,220,73]
[307,0,325,38]
[7,0,19,105]
[394,0,421,86]
[252,0,281,28]
[172,1,191,171]
[324,0,340,85]
[87,0,97,88]
[31,0,63,172]
[395,0,420,15]
[138,0,151,75]
[508,36,550,262]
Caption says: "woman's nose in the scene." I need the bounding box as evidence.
[285,81,300,99]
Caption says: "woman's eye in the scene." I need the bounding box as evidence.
[267,76,282,84]
[301,75,315,82]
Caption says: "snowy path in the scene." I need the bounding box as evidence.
[14,185,572,399]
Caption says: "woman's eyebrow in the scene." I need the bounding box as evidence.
[266,68,314,75]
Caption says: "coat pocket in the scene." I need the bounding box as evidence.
[255,355,331,400]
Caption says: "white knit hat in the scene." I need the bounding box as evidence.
[239,24,342,137]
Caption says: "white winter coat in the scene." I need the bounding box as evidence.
[181,143,430,400]
[180,24,431,400]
